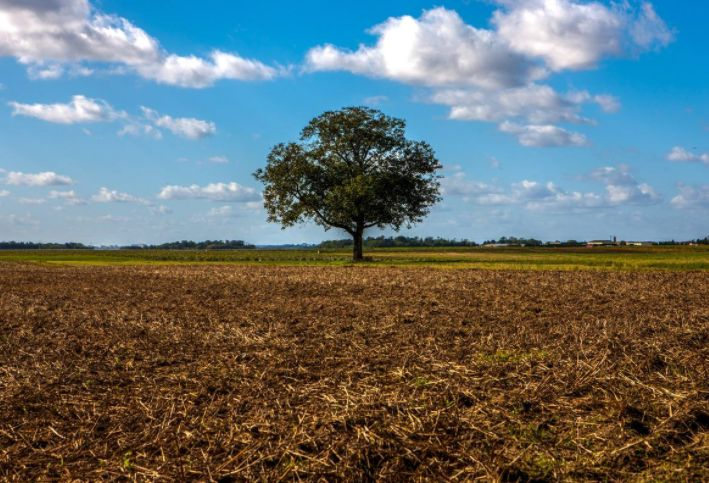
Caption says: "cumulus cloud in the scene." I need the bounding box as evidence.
[306,8,543,89]
[5,171,73,186]
[666,146,709,165]
[136,51,279,88]
[141,107,216,139]
[48,189,86,205]
[305,3,668,147]
[442,164,658,211]
[157,182,260,202]
[0,0,278,87]
[441,170,512,204]
[92,187,148,204]
[493,0,673,71]
[307,3,671,84]
[118,122,162,139]
[9,95,123,124]
[498,121,587,147]
[9,95,213,141]
[432,84,617,124]
[588,165,661,205]
[670,184,709,209]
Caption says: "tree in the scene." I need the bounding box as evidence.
[254,107,442,261]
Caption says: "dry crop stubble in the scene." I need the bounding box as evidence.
[0,263,707,480]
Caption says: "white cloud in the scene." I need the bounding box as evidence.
[666,146,709,165]
[499,121,587,147]
[158,182,260,202]
[441,170,510,203]
[207,205,235,217]
[92,187,147,204]
[48,189,86,205]
[27,62,64,79]
[9,96,213,141]
[0,213,39,227]
[588,165,661,205]
[141,107,216,139]
[136,51,279,88]
[118,122,162,139]
[0,189,9,197]
[9,95,123,124]
[442,164,658,211]
[18,197,46,205]
[5,171,73,186]
[306,3,671,85]
[0,0,278,87]
[592,94,621,113]
[208,155,229,164]
[493,0,673,71]
[432,84,613,124]
[303,3,667,148]
[363,95,388,106]
[431,85,620,145]
[149,204,172,215]
[670,184,709,209]
[306,7,543,89]
[629,2,674,49]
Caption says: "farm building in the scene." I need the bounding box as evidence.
[587,239,618,247]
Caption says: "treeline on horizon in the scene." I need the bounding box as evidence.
[124,240,255,250]
[0,236,707,250]
[0,241,91,249]
[319,236,479,249]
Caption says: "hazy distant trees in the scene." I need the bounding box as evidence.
[0,241,89,249]
[319,236,477,249]
[130,240,254,250]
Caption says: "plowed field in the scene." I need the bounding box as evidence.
[1,264,707,480]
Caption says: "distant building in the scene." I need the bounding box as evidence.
[587,240,617,247]
[626,241,655,246]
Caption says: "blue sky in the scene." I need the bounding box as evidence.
[0,0,706,244]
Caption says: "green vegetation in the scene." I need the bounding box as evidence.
[319,235,477,248]
[255,107,441,260]
[0,245,707,270]
[0,241,90,249]
[124,239,254,250]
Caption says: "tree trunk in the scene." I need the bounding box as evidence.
[352,227,364,261]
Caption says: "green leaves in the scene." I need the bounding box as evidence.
[254,107,442,237]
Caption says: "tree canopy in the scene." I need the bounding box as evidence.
[254,107,442,260]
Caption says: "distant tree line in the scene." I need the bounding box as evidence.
[319,236,478,249]
[124,240,255,250]
[657,236,709,246]
[482,236,544,246]
[482,237,586,247]
[0,241,90,249]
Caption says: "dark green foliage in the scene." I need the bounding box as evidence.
[319,236,478,249]
[0,241,90,250]
[125,240,255,250]
[483,236,544,246]
[254,107,442,260]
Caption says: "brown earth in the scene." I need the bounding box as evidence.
[0,264,707,481]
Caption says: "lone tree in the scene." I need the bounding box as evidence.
[254,107,442,261]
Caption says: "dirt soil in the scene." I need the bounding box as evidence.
[0,264,707,481]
